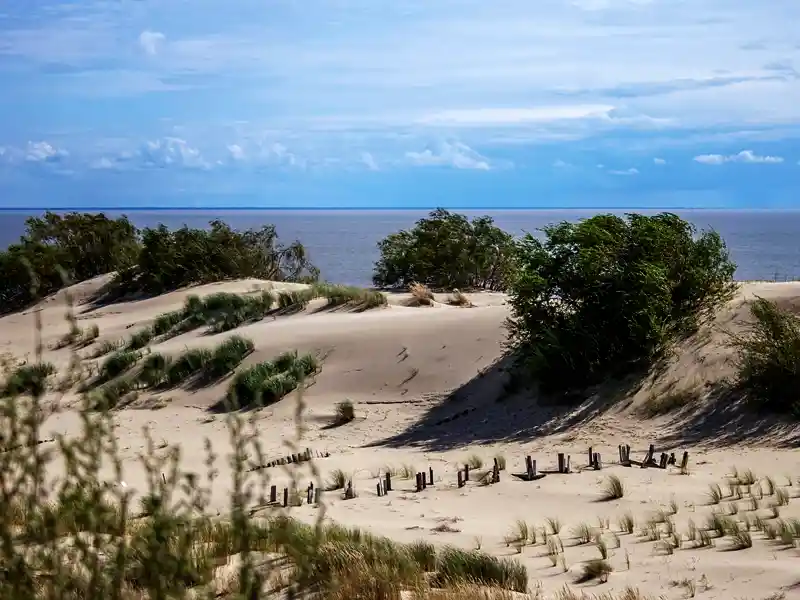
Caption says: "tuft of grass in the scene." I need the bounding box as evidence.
[408,282,435,306]
[434,546,528,593]
[225,351,319,409]
[447,289,473,307]
[466,454,484,469]
[707,483,724,505]
[202,335,255,382]
[572,522,593,545]
[126,327,154,350]
[100,349,141,381]
[325,469,348,491]
[599,475,624,501]
[166,347,213,387]
[618,512,635,534]
[2,362,57,397]
[546,517,562,535]
[137,352,172,388]
[332,399,355,425]
[574,559,612,584]
[494,454,506,471]
[313,283,387,311]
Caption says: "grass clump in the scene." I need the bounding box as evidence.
[434,546,528,592]
[166,348,213,387]
[201,335,255,382]
[312,283,387,311]
[333,399,355,425]
[225,351,319,410]
[575,559,613,584]
[729,296,800,415]
[2,362,56,397]
[100,349,141,381]
[599,475,625,501]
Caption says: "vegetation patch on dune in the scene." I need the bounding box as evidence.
[506,212,737,395]
[373,208,516,291]
[730,296,800,416]
[1,362,56,398]
[0,211,318,315]
[224,350,320,410]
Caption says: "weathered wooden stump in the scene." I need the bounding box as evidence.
[307,482,314,504]
[679,451,689,471]
[428,467,434,485]
[384,472,392,493]
[668,452,676,466]
[270,485,277,504]
[492,463,500,484]
[659,453,668,469]
[557,453,565,473]
[464,464,470,481]
[345,480,355,499]
[283,488,289,508]
[314,488,322,504]
[377,482,383,497]
[593,452,602,470]
[457,470,464,488]
[619,444,631,466]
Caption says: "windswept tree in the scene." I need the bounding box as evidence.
[506,212,737,394]
[0,212,139,313]
[372,208,516,291]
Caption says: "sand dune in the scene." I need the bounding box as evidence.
[2,279,799,599]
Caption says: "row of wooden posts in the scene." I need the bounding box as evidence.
[267,445,691,508]
[618,444,689,470]
[249,447,330,473]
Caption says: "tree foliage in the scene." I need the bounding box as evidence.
[730,297,800,416]
[0,212,318,313]
[372,208,516,291]
[506,212,737,394]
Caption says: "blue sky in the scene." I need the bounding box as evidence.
[1,0,800,209]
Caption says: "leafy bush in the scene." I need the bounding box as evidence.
[507,212,736,393]
[166,348,213,387]
[334,399,356,425]
[0,212,318,313]
[0,212,139,314]
[372,208,516,291]
[137,353,173,388]
[226,351,319,409]
[730,297,800,416]
[2,362,56,397]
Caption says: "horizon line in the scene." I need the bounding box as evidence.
[2,206,800,212]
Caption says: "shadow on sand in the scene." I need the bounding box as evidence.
[366,353,800,452]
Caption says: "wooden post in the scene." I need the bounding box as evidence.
[659,453,668,469]
[283,488,289,508]
[429,467,434,485]
[645,444,655,465]
[385,472,392,492]
[565,455,571,474]
[680,451,689,470]
[525,456,533,480]
[557,453,565,474]
[270,485,277,503]
[668,452,676,466]
[345,481,355,499]
[315,488,322,504]
[492,463,500,484]
[415,473,421,492]
[588,447,593,467]
[422,472,427,489]
[464,464,470,481]
[377,482,383,497]
[307,482,314,504]
[458,470,464,488]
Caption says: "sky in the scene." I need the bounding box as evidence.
[1,0,800,209]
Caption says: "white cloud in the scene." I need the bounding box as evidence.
[653,157,666,165]
[138,30,166,56]
[361,152,378,171]
[91,137,208,170]
[693,149,784,164]
[227,144,246,161]
[25,141,68,162]
[608,167,639,175]
[553,159,570,168]
[405,141,491,170]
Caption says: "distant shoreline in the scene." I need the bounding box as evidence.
[3,207,800,213]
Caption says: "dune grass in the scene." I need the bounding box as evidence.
[332,399,355,425]
[224,351,319,410]
[1,361,57,397]
[599,475,625,502]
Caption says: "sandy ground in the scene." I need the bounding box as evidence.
[1,278,799,599]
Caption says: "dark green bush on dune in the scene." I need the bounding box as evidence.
[730,297,800,416]
[372,208,516,291]
[506,212,737,394]
[0,212,318,314]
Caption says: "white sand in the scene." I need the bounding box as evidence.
[2,279,799,599]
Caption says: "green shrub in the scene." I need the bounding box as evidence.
[151,310,185,336]
[226,352,319,409]
[166,348,212,387]
[101,350,141,380]
[2,362,56,397]
[372,208,516,291]
[202,335,255,381]
[730,297,800,415]
[507,212,736,393]
[126,327,154,350]
[434,546,528,592]
[334,399,356,424]
[138,353,172,388]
